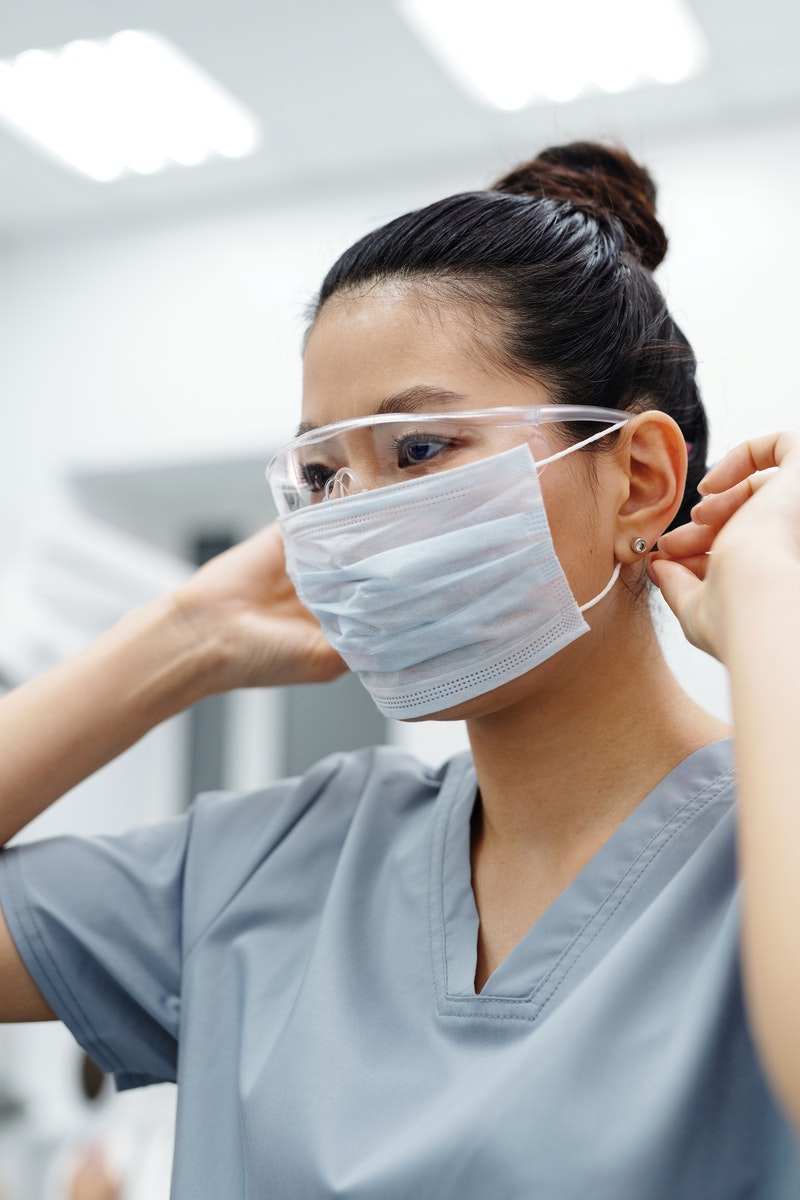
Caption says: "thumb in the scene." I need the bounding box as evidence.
[649,557,701,627]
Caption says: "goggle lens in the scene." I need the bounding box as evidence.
[266,406,633,515]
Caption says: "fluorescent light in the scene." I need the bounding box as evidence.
[0,30,260,181]
[398,0,708,110]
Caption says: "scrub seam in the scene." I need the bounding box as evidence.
[435,763,736,1021]
[525,767,736,1017]
[0,849,130,1075]
[432,771,454,1009]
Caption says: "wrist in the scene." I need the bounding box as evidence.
[159,582,251,698]
[110,592,229,717]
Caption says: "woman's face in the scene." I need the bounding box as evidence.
[301,281,627,720]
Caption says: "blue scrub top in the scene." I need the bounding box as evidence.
[1,738,798,1198]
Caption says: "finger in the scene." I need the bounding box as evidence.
[698,431,800,495]
[656,520,716,557]
[689,477,758,527]
[648,559,703,639]
[649,551,710,581]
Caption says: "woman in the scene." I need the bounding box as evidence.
[1,142,799,1197]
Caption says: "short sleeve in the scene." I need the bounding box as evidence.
[0,751,358,1092]
[0,817,190,1089]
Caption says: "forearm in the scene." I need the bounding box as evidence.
[724,555,800,1123]
[0,596,219,846]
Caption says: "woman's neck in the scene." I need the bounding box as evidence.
[466,619,730,859]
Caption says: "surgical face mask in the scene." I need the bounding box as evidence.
[268,407,632,720]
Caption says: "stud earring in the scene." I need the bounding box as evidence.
[631,537,649,554]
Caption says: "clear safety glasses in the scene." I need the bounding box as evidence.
[266,405,635,516]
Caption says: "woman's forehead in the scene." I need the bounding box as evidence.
[305,285,478,369]
[301,285,544,425]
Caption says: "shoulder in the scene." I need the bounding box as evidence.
[188,743,445,841]
[181,744,453,947]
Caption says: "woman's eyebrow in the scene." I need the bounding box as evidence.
[375,386,468,415]
[295,387,468,436]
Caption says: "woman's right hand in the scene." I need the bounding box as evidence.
[0,524,345,855]
[169,523,347,693]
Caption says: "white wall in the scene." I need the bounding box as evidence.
[652,121,800,455]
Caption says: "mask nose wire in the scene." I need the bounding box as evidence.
[324,466,362,501]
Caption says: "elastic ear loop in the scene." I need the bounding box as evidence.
[539,420,628,615]
[579,563,622,612]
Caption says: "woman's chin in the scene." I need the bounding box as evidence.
[396,671,542,724]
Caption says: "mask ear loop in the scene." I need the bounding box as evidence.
[537,419,629,614]
[535,419,630,470]
[578,562,621,612]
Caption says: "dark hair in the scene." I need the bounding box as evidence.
[313,141,708,530]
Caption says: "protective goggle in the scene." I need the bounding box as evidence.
[266,405,634,516]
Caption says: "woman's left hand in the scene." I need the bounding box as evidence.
[648,430,800,662]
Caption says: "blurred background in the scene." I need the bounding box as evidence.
[0,0,798,1194]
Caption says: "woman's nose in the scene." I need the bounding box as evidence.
[324,467,362,501]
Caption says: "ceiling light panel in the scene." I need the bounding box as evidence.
[398,0,708,110]
[0,30,261,182]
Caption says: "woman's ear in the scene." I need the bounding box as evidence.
[613,412,687,561]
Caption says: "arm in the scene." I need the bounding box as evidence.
[650,431,800,1128]
[0,522,344,1019]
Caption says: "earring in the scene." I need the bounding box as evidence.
[631,537,649,554]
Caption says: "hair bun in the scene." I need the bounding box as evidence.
[492,141,668,271]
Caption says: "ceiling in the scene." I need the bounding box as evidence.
[0,0,798,245]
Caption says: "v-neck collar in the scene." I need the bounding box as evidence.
[429,739,735,1020]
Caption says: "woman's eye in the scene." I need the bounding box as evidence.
[394,435,452,468]
[300,461,335,493]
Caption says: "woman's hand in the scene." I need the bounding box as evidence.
[169,523,346,692]
[67,1145,121,1200]
[653,432,800,1130]
[648,431,800,662]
